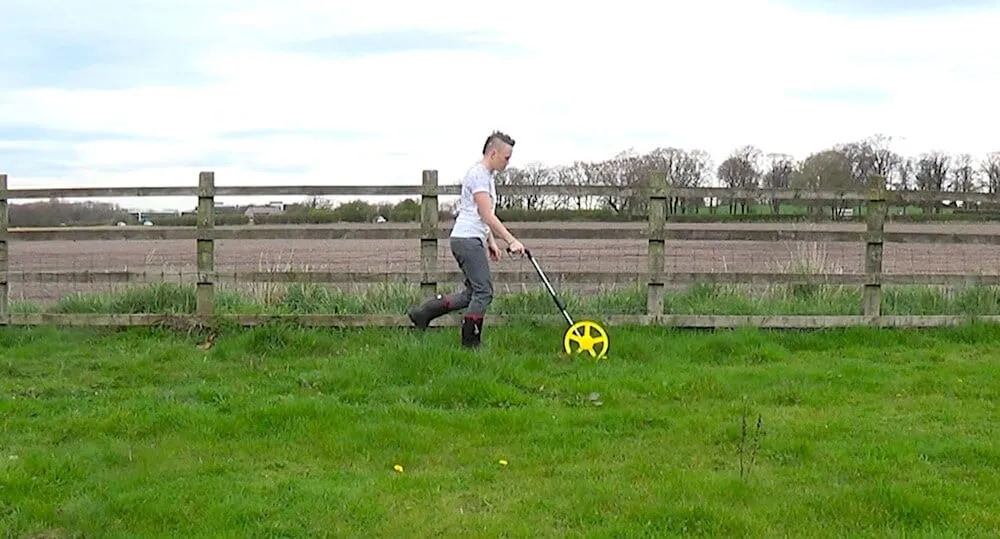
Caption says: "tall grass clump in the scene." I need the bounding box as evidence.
[9,280,1000,319]
[45,283,248,314]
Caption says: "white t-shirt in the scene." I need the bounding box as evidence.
[450,161,495,241]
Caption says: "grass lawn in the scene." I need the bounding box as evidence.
[3,321,1000,537]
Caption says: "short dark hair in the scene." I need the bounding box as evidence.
[482,130,515,155]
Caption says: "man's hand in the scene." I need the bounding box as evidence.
[487,240,502,262]
[507,239,525,255]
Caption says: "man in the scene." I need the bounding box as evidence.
[406,130,526,347]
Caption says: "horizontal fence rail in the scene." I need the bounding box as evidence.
[7,313,1000,329]
[8,270,1000,287]
[6,183,1000,204]
[5,225,1000,244]
[3,170,1000,329]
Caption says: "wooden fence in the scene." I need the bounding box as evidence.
[2,170,1000,329]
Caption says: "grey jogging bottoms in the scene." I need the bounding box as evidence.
[447,236,493,316]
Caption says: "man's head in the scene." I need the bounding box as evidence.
[481,130,514,172]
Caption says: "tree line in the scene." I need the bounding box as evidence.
[6,134,1000,227]
[2,197,424,228]
[493,134,1000,218]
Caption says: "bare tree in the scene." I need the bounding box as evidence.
[637,147,712,214]
[836,141,876,189]
[547,164,576,210]
[867,134,902,179]
[915,151,950,214]
[494,166,527,210]
[950,153,977,193]
[891,157,916,191]
[593,150,647,216]
[791,149,853,218]
[717,145,763,214]
[982,152,1000,194]
[762,153,794,214]
[304,195,334,209]
[519,162,551,211]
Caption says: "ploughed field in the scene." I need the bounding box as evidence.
[6,221,1000,304]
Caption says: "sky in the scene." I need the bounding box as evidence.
[1,0,999,212]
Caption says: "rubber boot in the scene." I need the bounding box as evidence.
[461,314,483,348]
[407,294,453,330]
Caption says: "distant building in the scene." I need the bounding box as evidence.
[244,203,285,223]
[213,204,244,215]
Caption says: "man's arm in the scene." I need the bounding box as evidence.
[466,169,516,245]
[474,191,516,245]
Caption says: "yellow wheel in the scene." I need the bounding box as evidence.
[563,320,610,359]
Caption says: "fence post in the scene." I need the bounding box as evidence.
[420,170,438,298]
[863,174,886,320]
[196,171,215,319]
[0,174,8,325]
[647,171,667,320]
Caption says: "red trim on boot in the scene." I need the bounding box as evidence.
[463,313,483,321]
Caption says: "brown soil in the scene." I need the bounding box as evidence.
[6,221,1000,304]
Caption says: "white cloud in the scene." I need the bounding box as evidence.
[2,0,999,211]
